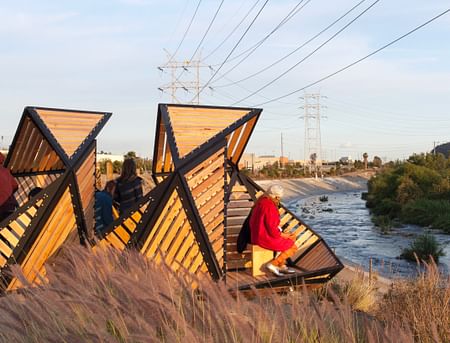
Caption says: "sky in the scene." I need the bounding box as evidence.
[0,0,449,162]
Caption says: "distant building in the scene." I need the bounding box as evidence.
[239,154,285,171]
[279,156,289,167]
[339,156,353,165]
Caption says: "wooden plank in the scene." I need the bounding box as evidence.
[15,118,35,171]
[279,213,293,227]
[231,116,257,164]
[159,209,187,254]
[191,168,224,199]
[140,191,178,255]
[163,140,173,173]
[0,253,7,268]
[37,109,104,120]
[185,148,224,181]
[106,231,127,250]
[0,228,19,246]
[154,123,166,173]
[186,158,224,190]
[165,219,191,264]
[144,196,183,258]
[0,239,13,257]
[113,226,131,244]
[227,124,243,159]
[8,214,31,237]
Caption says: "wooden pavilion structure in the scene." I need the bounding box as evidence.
[99,104,343,292]
[0,106,110,291]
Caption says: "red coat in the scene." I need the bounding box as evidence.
[249,196,294,252]
[0,166,18,207]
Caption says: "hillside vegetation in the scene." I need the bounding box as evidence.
[366,153,450,234]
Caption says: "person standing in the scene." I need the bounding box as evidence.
[0,152,19,222]
[114,158,143,214]
[249,184,297,276]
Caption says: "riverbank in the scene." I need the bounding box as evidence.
[257,172,373,203]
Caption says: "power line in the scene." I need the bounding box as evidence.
[214,0,367,88]
[232,0,381,105]
[253,8,450,107]
[165,0,203,65]
[189,0,225,61]
[171,0,225,86]
[166,0,192,45]
[202,0,262,61]
[209,0,312,68]
[210,0,312,83]
[190,0,271,102]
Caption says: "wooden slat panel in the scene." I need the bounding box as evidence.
[9,117,65,174]
[8,187,77,290]
[37,109,104,157]
[231,116,257,164]
[186,149,225,270]
[76,146,96,233]
[140,191,178,254]
[0,197,46,268]
[99,201,150,250]
[143,195,183,258]
[296,241,338,271]
[167,106,250,157]
[226,182,254,271]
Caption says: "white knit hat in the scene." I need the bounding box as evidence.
[267,184,284,198]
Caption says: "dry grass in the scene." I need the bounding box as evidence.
[323,270,378,313]
[0,246,445,342]
[377,260,450,343]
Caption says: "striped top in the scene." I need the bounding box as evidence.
[114,177,143,214]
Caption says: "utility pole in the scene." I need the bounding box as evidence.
[280,132,284,169]
[157,52,210,105]
[300,92,326,178]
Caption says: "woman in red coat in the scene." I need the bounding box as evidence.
[249,184,297,276]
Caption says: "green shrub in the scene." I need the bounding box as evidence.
[402,199,450,231]
[400,234,445,263]
[372,215,393,233]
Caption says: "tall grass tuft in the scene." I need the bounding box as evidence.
[377,261,450,342]
[400,234,445,263]
[325,270,378,313]
[0,245,425,342]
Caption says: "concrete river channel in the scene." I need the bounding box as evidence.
[287,191,450,278]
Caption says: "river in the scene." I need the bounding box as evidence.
[287,191,450,278]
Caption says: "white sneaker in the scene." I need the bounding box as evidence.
[266,263,283,277]
[279,265,297,274]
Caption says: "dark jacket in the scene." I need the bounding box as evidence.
[114,177,143,214]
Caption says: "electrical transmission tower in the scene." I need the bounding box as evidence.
[157,53,211,105]
[300,93,326,178]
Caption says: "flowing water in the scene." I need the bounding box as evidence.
[287,191,450,278]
